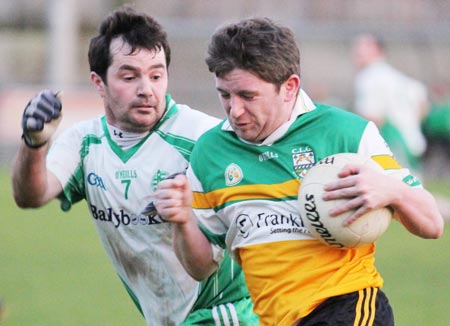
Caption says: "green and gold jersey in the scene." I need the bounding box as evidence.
[188,90,419,326]
[46,95,255,326]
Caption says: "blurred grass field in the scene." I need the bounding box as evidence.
[0,168,144,325]
[1,167,449,326]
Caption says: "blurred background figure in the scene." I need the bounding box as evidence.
[422,79,450,181]
[352,33,429,177]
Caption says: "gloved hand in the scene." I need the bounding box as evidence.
[22,90,62,148]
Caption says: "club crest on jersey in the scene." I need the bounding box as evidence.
[152,169,170,191]
[292,146,315,179]
[225,163,243,186]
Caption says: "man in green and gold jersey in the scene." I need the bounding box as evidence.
[154,17,444,326]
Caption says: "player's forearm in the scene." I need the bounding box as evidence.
[391,184,444,239]
[13,89,63,208]
[173,218,218,281]
[12,143,51,208]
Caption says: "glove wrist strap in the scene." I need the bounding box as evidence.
[21,134,47,149]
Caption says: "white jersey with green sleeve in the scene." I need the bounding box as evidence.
[45,95,255,326]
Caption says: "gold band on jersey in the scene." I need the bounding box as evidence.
[354,287,378,326]
[193,178,300,210]
[371,154,402,170]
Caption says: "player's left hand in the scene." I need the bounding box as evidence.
[322,163,393,225]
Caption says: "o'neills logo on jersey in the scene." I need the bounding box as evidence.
[292,146,315,179]
[225,163,243,186]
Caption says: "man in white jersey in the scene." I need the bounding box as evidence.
[12,6,257,326]
[154,18,444,326]
[352,33,429,175]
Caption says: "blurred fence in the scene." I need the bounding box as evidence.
[1,0,449,178]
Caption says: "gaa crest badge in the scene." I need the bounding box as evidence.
[225,163,243,186]
[292,146,315,179]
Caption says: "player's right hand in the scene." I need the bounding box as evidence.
[153,174,193,225]
[21,90,62,148]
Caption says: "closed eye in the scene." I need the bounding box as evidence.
[218,91,230,99]
[240,92,256,100]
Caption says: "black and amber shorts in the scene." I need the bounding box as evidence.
[296,288,394,326]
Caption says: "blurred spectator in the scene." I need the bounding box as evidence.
[422,79,450,181]
[352,33,429,176]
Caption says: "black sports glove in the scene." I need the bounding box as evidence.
[22,90,62,148]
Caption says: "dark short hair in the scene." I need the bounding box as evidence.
[205,17,300,89]
[371,33,386,51]
[88,5,170,83]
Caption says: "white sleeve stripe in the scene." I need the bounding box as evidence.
[212,304,240,326]
[219,304,231,326]
[226,303,240,326]
[212,306,221,326]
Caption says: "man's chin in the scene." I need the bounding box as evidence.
[135,114,162,128]
[127,119,155,133]
[236,130,259,143]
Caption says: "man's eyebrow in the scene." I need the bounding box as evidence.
[215,87,257,97]
[148,63,166,70]
[216,87,227,93]
[118,64,138,72]
[118,63,166,71]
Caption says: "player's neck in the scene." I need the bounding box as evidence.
[106,123,148,150]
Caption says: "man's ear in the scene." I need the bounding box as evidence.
[90,72,106,98]
[283,74,300,102]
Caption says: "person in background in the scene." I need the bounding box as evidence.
[153,18,444,326]
[352,33,429,176]
[422,79,450,180]
[11,6,258,326]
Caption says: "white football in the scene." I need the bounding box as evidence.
[298,153,392,249]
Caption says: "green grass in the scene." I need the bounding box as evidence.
[1,167,449,326]
[0,168,144,326]
[376,222,450,325]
